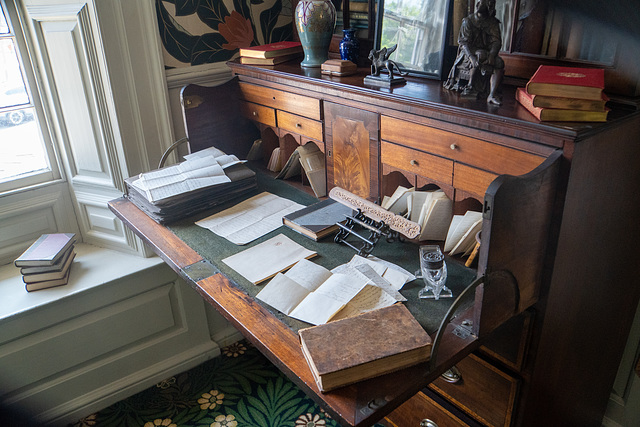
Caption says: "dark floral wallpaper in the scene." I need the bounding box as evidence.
[156,0,293,68]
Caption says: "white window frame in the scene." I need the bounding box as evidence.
[0,0,175,265]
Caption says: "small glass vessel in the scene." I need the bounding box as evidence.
[416,245,452,300]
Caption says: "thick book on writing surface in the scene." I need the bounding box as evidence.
[525,65,604,100]
[239,41,302,59]
[298,304,432,392]
[14,233,76,267]
[516,88,609,122]
[283,199,353,241]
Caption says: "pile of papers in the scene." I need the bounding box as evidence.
[125,147,257,224]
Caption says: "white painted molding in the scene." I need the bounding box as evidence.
[165,62,234,89]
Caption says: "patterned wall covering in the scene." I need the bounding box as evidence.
[157,0,293,68]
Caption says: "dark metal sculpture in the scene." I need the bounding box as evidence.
[443,0,504,105]
[364,44,406,87]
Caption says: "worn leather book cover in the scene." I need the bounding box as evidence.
[298,304,432,392]
[516,88,609,122]
[526,65,604,100]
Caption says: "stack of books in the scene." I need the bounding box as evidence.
[238,41,302,66]
[516,65,609,122]
[15,233,76,292]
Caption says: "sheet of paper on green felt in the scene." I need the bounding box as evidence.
[195,192,305,245]
[221,234,316,284]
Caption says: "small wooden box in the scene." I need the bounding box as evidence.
[321,59,357,76]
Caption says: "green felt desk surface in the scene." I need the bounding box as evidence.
[168,169,477,335]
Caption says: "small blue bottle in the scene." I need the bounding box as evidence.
[339,28,360,64]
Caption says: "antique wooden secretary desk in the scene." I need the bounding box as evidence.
[110,15,640,427]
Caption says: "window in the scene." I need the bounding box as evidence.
[0,0,59,193]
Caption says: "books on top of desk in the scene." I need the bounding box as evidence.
[124,146,257,224]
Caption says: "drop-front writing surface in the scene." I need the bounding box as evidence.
[224,62,640,425]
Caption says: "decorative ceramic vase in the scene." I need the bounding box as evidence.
[294,0,337,68]
[339,28,360,63]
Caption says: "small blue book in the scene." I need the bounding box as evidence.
[283,199,353,241]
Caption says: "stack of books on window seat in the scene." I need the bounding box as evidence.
[516,65,609,122]
[15,233,76,292]
[124,147,257,224]
[238,41,302,66]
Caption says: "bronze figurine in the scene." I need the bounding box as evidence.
[443,0,504,105]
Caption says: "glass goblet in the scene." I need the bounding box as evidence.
[417,245,452,300]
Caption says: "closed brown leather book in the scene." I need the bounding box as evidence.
[298,304,432,392]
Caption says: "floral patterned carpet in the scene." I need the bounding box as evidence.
[72,341,386,427]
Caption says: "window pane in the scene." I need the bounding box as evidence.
[0,6,7,35]
[0,8,49,185]
[0,39,29,108]
[0,107,48,181]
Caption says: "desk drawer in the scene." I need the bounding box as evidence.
[383,391,470,427]
[381,116,546,177]
[238,82,321,120]
[428,354,519,427]
[239,101,276,127]
[278,110,323,141]
[453,163,499,200]
[381,141,453,186]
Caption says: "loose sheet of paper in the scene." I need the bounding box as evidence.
[221,234,316,284]
[196,192,305,245]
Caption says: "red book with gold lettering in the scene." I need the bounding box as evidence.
[526,65,605,100]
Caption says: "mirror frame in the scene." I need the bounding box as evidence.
[373,0,453,80]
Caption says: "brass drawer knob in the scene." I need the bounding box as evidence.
[440,366,461,383]
[296,123,302,128]
[420,420,438,427]
[410,159,418,166]
[252,111,257,116]
[450,143,458,150]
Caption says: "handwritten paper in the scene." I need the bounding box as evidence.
[221,234,316,284]
[196,192,305,245]
[256,257,409,325]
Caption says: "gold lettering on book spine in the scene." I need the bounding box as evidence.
[329,187,421,239]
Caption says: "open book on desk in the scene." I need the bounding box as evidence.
[256,256,413,325]
[124,146,257,224]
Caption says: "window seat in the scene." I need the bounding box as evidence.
[0,244,220,425]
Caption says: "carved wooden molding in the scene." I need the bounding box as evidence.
[329,187,421,239]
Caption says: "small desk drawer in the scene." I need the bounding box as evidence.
[428,354,519,427]
[381,141,453,186]
[453,163,499,200]
[381,116,546,177]
[383,391,470,427]
[239,101,276,127]
[278,110,323,141]
[238,82,321,120]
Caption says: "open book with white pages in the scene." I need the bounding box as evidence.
[256,255,415,325]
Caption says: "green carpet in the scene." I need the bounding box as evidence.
[71,341,387,427]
